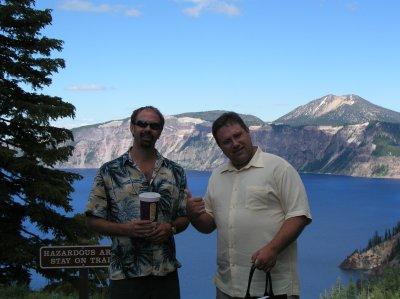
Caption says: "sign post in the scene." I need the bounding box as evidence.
[40,245,111,299]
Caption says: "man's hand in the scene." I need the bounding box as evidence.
[250,216,310,272]
[124,220,156,238]
[146,222,173,244]
[186,190,206,220]
[251,244,278,272]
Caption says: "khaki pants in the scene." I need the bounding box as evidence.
[216,287,300,299]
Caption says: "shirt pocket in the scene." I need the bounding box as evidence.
[112,181,142,202]
[245,185,269,210]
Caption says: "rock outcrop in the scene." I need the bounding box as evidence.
[340,233,400,270]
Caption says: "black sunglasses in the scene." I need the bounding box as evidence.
[135,120,162,131]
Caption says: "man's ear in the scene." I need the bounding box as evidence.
[130,123,135,137]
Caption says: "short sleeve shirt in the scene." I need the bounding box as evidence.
[204,147,312,297]
[86,149,187,280]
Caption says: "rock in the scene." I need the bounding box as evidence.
[340,233,400,270]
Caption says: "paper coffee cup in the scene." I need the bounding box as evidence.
[139,192,160,221]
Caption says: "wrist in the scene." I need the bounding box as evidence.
[265,243,280,255]
[188,211,201,222]
[169,222,177,235]
[121,222,133,236]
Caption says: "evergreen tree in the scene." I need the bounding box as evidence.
[0,0,89,285]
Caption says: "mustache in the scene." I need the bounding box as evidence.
[140,132,154,139]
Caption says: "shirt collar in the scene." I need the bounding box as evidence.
[122,147,165,169]
[220,146,264,173]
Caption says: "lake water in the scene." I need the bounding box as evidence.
[31,169,400,298]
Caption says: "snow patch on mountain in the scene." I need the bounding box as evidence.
[314,95,355,117]
[317,126,343,135]
[177,117,205,124]
[346,123,369,144]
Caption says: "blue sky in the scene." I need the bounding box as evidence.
[35,0,400,127]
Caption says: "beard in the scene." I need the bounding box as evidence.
[138,132,156,148]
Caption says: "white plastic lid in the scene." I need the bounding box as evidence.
[139,192,161,202]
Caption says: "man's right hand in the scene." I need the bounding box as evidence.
[186,196,206,220]
[124,220,156,238]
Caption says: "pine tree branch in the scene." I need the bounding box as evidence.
[21,227,46,245]
[0,137,19,148]
[0,117,11,123]
[0,170,21,182]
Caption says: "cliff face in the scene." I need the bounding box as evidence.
[340,233,400,270]
[63,116,400,178]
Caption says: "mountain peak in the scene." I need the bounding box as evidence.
[274,94,400,126]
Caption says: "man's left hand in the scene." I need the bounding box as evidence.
[146,222,172,244]
[251,244,278,272]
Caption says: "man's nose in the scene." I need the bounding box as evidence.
[232,139,240,148]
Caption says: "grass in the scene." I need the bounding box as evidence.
[321,267,400,299]
[0,285,107,299]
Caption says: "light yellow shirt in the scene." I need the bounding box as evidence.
[204,147,312,297]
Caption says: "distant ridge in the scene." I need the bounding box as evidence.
[174,110,265,126]
[274,94,400,126]
[64,96,400,178]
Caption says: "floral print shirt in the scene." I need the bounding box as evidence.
[86,149,187,279]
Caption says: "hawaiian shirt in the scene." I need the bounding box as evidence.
[86,149,187,280]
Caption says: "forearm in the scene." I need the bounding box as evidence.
[86,216,129,237]
[190,212,216,234]
[267,215,310,253]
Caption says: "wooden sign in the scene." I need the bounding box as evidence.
[40,245,111,269]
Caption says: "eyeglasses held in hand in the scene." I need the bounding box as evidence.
[135,120,162,131]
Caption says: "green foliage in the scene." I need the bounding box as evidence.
[321,267,400,299]
[372,135,400,157]
[364,222,400,251]
[0,0,97,287]
[328,223,400,298]
[372,164,389,176]
[366,231,383,250]
[389,239,400,261]
[0,284,74,298]
[0,284,108,298]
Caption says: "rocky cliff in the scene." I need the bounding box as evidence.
[63,115,400,178]
[340,233,400,270]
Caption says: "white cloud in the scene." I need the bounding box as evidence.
[59,0,141,17]
[181,0,241,17]
[125,8,141,17]
[346,2,358,12]
[66,84,108,91]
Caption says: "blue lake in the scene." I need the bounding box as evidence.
[31,169,400,298]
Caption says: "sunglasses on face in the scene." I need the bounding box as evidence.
[134,120,162,131]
